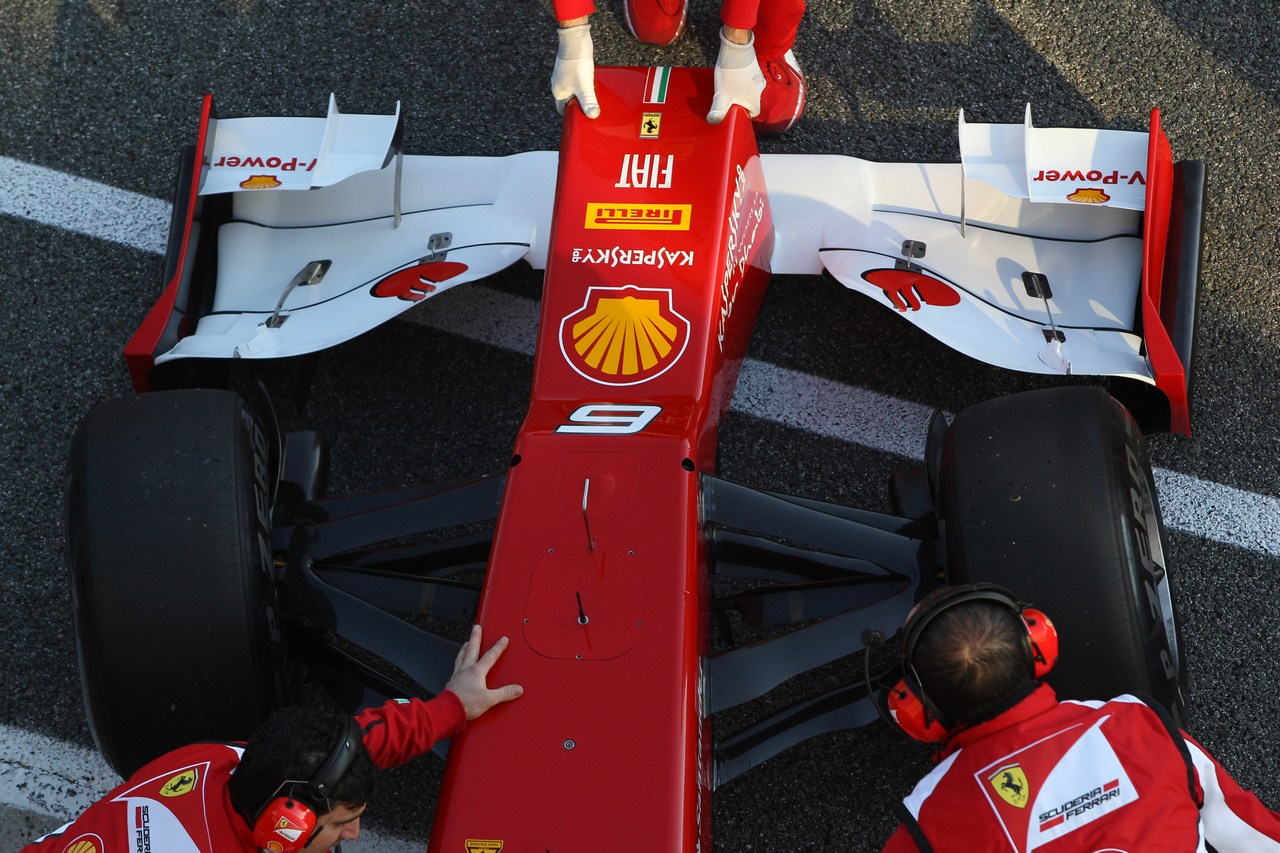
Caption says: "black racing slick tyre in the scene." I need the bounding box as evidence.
[939,386,1185,719]
[66,390,290,777]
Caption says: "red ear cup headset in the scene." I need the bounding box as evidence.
[887,583,1058,744]
[251,717,363,853]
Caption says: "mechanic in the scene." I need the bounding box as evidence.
[22,625,522,853]
[551,0,806,134]
[881,584,1280,852]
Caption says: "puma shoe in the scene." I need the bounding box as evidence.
[622,0,688,46]
[753,50,806,135]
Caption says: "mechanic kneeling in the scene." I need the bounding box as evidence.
[882,584,1280,851]
[22,626,522,853]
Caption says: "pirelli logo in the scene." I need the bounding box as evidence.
[585,203,691,231]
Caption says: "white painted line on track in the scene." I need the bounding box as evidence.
[731,359,938,460]
[0,157,170,255]
[3,160,1278,559]
[1154,468,1280,559]
[0,724,118,821]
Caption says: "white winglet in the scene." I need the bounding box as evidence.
[200,95,402,195]
[958,106,1028,200]
[960,104,1149,210]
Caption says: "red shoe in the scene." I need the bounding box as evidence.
[753,50,806,135]
[622,0,688,46]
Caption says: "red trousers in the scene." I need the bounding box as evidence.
[553,0,806,60]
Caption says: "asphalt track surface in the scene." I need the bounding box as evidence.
[2,1,1280,850]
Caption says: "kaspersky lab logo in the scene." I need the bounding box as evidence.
[559,285,689,385]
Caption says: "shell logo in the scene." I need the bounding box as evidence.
[239,174,282,190]
[63,834,103,853]
[1067,187,1110,204]
[559,285,689,386]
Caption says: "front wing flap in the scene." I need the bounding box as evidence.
[159,151,555,364]
[763,107,1203,434]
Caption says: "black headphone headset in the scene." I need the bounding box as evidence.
[251,717,363,852]
[886,583,1058,743]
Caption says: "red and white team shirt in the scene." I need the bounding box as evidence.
[23,694,466,853]
[883,685,1280,852]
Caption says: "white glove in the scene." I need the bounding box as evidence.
[706,28,764,124]
[551,23,601,119]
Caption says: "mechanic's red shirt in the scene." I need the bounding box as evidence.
[22,693,466,852]
[882,685,1280,852]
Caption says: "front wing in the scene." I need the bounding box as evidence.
[126,84,1203,434]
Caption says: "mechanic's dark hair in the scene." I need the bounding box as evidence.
[912,601,1032,727]
[228,706,379,824]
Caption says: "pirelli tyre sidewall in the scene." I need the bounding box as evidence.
[939,386,1185,719]
[66,389,289,777]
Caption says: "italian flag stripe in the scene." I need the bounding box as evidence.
[644,67,670,104]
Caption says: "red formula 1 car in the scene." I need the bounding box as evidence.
[67,68,1203,851]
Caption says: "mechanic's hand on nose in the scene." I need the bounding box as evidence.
[552,20,601,119]
[706,27,764,124]
[444,625,524,720]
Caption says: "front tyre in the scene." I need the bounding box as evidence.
[66,389,291,777]
[939,387,1185,719]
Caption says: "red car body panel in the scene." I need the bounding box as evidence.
[123,94,215,393]
[429,67,772,852]
[1140,109,1190,436]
